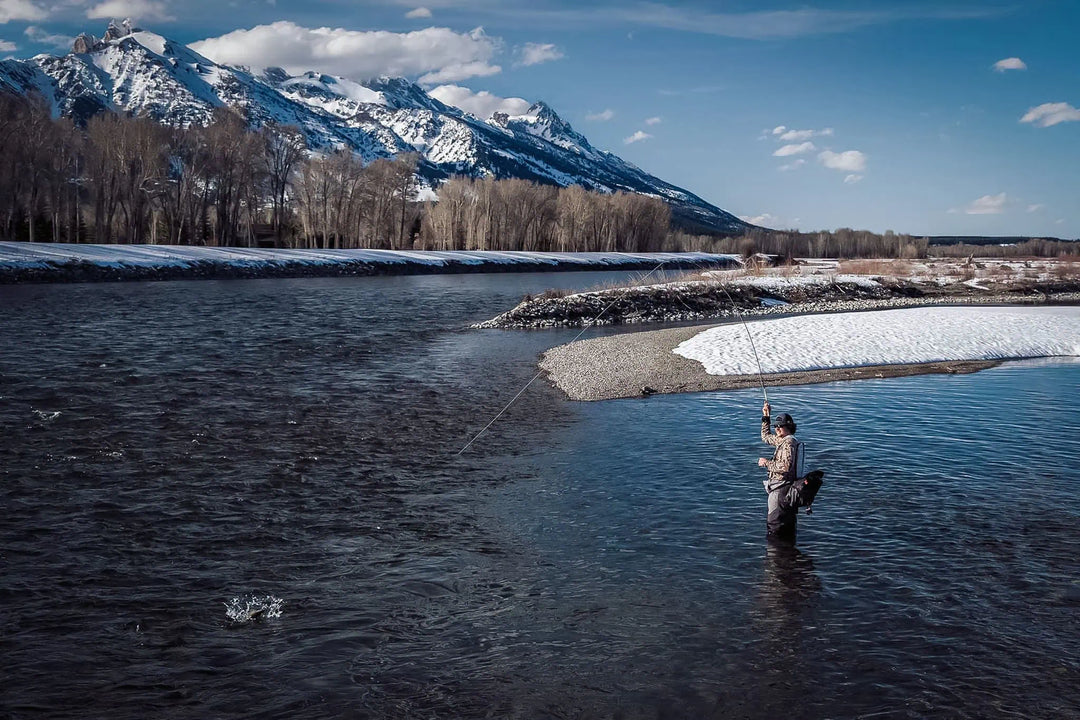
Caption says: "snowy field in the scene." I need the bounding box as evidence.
[0,242,739,275]
[673,306,1080,376]
[702,256,1078,287]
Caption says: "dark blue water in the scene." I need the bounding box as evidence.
[489,362,1080,718]
[2,275,1078,718]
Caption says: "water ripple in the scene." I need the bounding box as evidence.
[2,277,1078,718]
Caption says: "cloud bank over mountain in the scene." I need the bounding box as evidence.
[190,22,501,84]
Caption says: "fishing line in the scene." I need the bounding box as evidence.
[670,256,773,405]
[718,281,770,404]
[457,259,670,456]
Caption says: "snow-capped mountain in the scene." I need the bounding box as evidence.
[0,24,749,235]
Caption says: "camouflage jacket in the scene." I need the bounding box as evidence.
[761,416,800,493]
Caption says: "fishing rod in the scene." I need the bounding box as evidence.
[679,257,772,405]
[629,256,772,405]
[457,259,671,456]
[717,281,770,404]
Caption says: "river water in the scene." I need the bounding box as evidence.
[2,274,1078,719]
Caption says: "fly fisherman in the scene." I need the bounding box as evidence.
[757,402,802,542]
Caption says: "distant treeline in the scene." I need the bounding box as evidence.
[926,235,1072,246]
[1,93,1075,258]
[692,228,1078,260]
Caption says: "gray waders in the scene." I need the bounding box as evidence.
[767,484,800,542]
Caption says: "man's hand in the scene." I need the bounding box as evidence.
[762,402,771,417]
[758,457,768,467]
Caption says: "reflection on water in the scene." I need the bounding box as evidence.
[1,275,1079,719]
[759,540,821,614]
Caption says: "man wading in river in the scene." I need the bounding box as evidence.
[758,402,803,542]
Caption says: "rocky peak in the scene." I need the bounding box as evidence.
[529,101,568,128]
[364,77,446,112]
[72,21,143,54]
[72,33,98,54]
[261,66,289,84]
[103,20,133,43]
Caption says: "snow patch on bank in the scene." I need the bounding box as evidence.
[674,306,1080,376]
[708,272,882,291]
[0,242,738,273]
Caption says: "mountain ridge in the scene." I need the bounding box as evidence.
[0,24,750,235]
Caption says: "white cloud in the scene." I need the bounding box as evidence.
[585,108,614,121]
[771,125,787,135]
[778,159,805,172]
[818,149,867,172]
[843,174,863,184]
[963,193,1008,215]
[993,57,1026,72]
[740,213,774,225]
[428,84,531,119]
[86,0,174,22]
[607,5,1002,40]
[24,25,73,50]
[0,39,15,51]
[1027,203,1045,213]
[191,22,501,84]
[418,61,501,84]
[405,7,432,19]
[644,116,661,125]
[624,130,652,144]
[776,129,814,141]
[0,0,47,23]
[456,5,1003,42]
[1020,102,1080,128]
[738,212,795,228]
[519,42,563,66]
[775,127,833,142]
[773,141,815,157]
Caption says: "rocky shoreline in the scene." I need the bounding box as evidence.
[475,278,1080,329]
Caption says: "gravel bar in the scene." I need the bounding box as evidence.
[539,321,1001,401]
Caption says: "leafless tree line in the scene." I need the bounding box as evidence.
[0,95,670,251]
[0,95,671,251]
[0,95,420,249]
[417,178,670,252]
[926,238,1079,259]
[673,227,1077,260]
[693,227,932,259]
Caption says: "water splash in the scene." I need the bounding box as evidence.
[224,594,284,623]
[32,409,61,422]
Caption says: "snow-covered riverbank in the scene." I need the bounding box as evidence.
[540,306,1080,401]
[0,243,740,283]
[531,260,1080,400]
[675,306,1080,375]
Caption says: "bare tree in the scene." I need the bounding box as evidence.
[86,113,125,243]
[202,108,261,246]
[261,123,307,247]
[45,118,82,243]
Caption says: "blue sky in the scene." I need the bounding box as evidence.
[3,0,1078,238]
